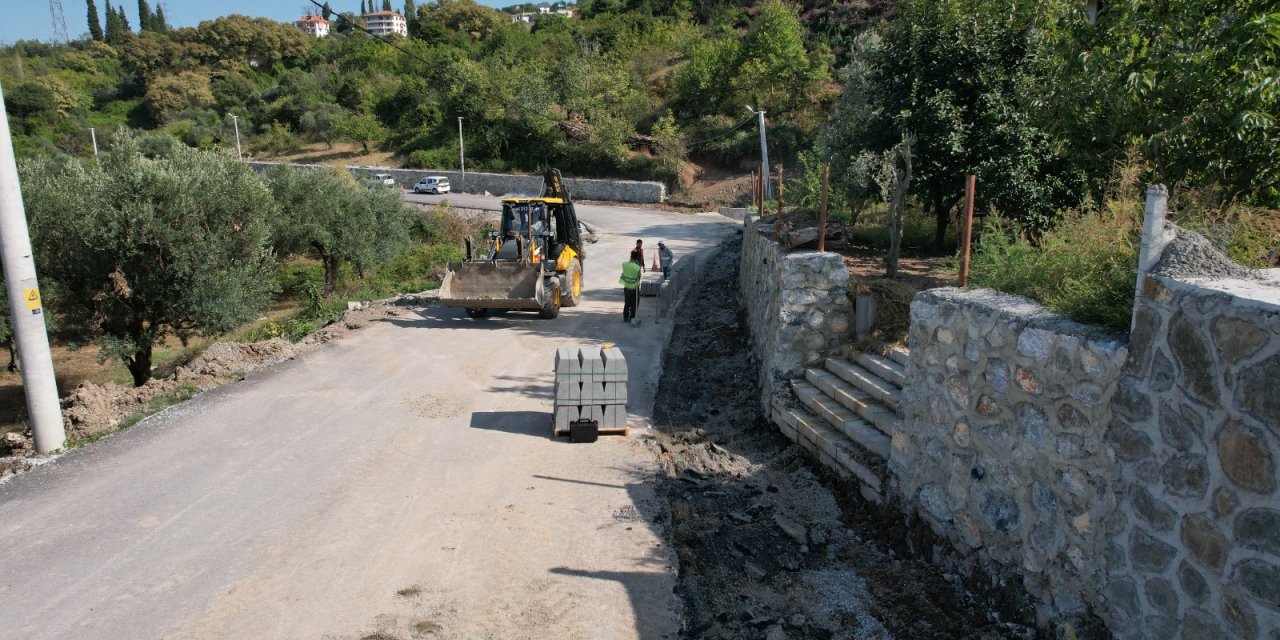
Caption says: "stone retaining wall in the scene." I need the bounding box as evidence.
[896,270,1280,636]
[247,162,666,204]
[896,288,1130,621]
[1103,272,1280,639]
[738,217,851,413]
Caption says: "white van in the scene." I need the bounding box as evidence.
[414,176,451,194]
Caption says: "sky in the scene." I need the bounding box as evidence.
[0,0,514,46]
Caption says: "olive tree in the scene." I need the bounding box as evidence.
[265,166,415,296]
[20,130,278,386]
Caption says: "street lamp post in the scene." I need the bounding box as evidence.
[457,117,465,193]
[229,114,243,161]
[746,105,771,200]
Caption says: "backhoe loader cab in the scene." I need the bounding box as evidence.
[439,169,586,319]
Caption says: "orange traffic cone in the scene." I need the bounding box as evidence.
[651,254,660,272]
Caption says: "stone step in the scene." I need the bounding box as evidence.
[805,368,897,436]
[825,358,902,413]
[771,398,884,499]
[791,380,891,460]
[854,352,907,389]
[888,346,910,368]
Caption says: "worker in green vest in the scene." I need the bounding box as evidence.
[619,249,643,322]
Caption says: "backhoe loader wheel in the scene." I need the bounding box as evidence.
[562,258,583,308]
[465,307,489,319]
[540,285,561,319]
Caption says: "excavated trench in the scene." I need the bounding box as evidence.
[650,233,1050,640]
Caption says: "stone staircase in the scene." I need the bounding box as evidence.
[771,347,909,504]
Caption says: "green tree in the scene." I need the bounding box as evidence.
[144,71,214,122]
[1039,0,1280,207]
[86,0,104,41]
[20,131,277,386]
[266,166,415,295]
[332,110,389,153]
[153,5,168,31]
[732,0,830,113]
[383,0,393,11]
[180,15,312,68]
[137,0,153,32]
[104,2,124,44]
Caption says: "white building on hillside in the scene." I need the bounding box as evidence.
[294,14,331,37]
[362,10,408,37]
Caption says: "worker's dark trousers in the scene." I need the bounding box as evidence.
[623,287,639,321]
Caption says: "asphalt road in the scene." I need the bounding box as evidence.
[0,195,737,640]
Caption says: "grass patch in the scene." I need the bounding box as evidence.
[848,204,956,253]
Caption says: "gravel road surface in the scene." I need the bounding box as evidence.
[0,196,737,640]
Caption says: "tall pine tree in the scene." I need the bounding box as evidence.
[86,0,104,41]
[118,4,131,32]
[382,0,392,12]
[153,5,167,32]
[104,1,123,43]
[137,0,152,32]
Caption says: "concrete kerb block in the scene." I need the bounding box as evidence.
[601,346,627,381]
[555,405,579,431]
[556,345,583,376]
[578,345,602,377]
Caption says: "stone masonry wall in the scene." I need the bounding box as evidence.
[1103,272,1280,639]
[895,288,1130,622]
[739,217,851,414]
[247,162,666,204]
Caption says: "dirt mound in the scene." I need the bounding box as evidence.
[176,338,298,385]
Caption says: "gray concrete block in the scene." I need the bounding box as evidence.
[581,382,610,403]
[639,280,661,297]
[555,380,576,402]
[555,345,580,375]
[555,405,578,431]
[578,345,602,376]
[601,347,627,381]
[603,405,627,429]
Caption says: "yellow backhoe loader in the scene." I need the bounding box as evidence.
[439,169,585,319]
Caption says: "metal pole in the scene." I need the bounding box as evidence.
[457,116,465,192]
[957,174,977,286]
[0,81,65,453]
[89,127,98,162]
[756,109,771,200]
[230,114,243,161]
[818,164,830,253]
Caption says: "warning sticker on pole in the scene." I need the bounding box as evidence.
[23,288,41,314]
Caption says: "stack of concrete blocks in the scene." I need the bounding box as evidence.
[553,345,629,434]
[658,253,700,320]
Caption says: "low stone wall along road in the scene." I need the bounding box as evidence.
[0,197,738,640]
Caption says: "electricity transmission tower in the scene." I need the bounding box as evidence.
[49,0,70,42]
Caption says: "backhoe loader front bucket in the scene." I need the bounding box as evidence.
[439,262,550,311]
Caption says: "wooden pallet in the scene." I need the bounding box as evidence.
[552,419,629,438]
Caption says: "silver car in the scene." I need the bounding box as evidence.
[414,176,451,194]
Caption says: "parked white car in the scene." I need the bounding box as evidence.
[414,176,451,194]
[363,173,397,188]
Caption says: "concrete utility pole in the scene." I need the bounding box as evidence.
[229,114,243,161]
[746,105,771,200]
[457,116,465,192]
[89,127,98,163]
[0,81,66,453]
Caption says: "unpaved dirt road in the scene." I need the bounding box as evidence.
[0,199,737,640]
